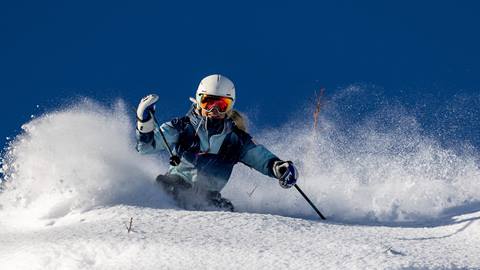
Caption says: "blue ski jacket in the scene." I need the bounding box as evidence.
[136,107,280,192]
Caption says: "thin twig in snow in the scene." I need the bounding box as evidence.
[126,217,133,233]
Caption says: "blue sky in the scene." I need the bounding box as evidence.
[1,1,479,148]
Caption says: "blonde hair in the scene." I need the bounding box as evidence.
[227,110,247,132]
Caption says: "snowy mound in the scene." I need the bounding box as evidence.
[1,205,479,269]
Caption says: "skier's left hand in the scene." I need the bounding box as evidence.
[272,161,298,189]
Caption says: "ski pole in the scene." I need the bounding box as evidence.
[134,106,180,166]
[294,184,326,220]
[152,115,181,166]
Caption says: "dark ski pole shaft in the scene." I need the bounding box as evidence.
[152,115,181,166]
[294,184,326,220]
[134,107,180,166]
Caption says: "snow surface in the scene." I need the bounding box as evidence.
[1,98,480,269]
[1,206,480,270]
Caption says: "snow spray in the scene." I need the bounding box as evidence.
[0,99,174,226]
[0,88,479,225]
[224,85,480,224]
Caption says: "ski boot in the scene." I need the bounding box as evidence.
[156,174,192,200]
[207,191,235,212]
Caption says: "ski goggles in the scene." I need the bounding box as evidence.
[199,95,233,113]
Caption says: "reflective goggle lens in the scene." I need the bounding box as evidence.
[200,95,233,112]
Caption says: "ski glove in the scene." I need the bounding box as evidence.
[136,94,159,133]
[272,161,298,189]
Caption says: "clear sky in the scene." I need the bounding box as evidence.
[1,1,479,148]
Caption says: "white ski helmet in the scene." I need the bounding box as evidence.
[195,74,235,111]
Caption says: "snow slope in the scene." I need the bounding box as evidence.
[1,97,479,269]
[1,206,479,269]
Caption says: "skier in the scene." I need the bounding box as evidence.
[135,74,298,211]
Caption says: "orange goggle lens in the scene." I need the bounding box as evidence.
[199,95,233,112]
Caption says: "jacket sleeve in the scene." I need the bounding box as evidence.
[238,134,281,178]
[136,121,180,154]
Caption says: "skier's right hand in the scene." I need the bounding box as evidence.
[272,160,298,189]
[136,94,159,133]
[137,94,159,121]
